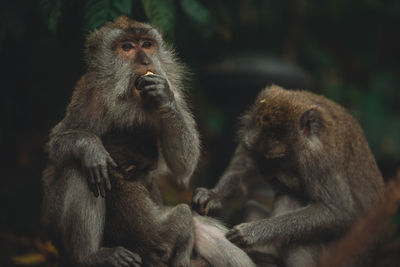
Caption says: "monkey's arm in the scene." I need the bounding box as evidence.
[192,143,259,215]
[135,74,200,187]
[158,102,200,187]
[227,175,356,247]
[46,122,116,197]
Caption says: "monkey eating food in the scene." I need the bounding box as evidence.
[192,85,385,267]
[41,16,254,267]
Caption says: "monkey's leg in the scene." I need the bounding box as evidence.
[283,245,322,267]
[163,204,194,267]
[57,168,140,266]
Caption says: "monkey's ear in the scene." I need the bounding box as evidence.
[300,108,323,136]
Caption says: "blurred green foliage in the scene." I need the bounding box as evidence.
[0,0,399,264]
[35,0,400,170]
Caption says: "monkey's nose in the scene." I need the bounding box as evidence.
[135,50,151,66]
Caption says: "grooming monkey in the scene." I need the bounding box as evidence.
[192,85,385,267]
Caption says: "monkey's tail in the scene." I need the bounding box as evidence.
[193,213,256,267]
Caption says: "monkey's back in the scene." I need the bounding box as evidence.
[297,90,383,204]
[260,86,384,207]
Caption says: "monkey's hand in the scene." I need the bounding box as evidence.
[81,144,117,198]
[104,247,142,267]
[135,74,175,110]
[191,187,222,215]
[226,222,260,248]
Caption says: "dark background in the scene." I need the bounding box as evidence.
[1,0,399,265]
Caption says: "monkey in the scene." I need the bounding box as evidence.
[41,16,255,267]
[41,16,201,266]
[102,129,256,266]
[192,85,385,267]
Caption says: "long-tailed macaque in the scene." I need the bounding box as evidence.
[42,16,254,267]
[192,85,385,267]
[41,16,200,266]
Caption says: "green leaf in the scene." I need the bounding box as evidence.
[141,0,176,40]
[39,0,62,33]
[110,0,134,18]
[84,0,133,32]
[180,0,211,26]
[180,0,214,37]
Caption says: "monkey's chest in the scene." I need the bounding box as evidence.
[102,127,158,181]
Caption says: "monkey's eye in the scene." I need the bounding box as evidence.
[142,41,153,48]
[121,42,135,51]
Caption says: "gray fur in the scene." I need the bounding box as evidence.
[193,214,256,267]
[42,17,199,266]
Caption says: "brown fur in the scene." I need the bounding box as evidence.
[193,85,385,267]
[319,171,400,267]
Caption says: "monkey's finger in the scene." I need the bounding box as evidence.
[225,229,239,241]
[142,75,166,87]
[88,169,96,184]
[131,253,142,264]
[90,184,100,198]
[137,74,162,87]
[98,184,106,198]
[192,189,205,204]
[100,166,112,191]
[125,251,142,264]
[116,257,130,267]
[107,156,118,168]
[192,193,209,214]
[226,230,248,247]
[141,84,164,92]
[207,200,222,211]
[88,169,100,197]
[135,76,156,90]
[139,86,158,98]
[120,249,142,265]
[122,251,141,265]
[93,168,106,198]
[196,193,212,207]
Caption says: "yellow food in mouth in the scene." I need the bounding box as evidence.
[144,71,154,76]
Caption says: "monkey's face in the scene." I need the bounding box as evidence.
[114,31,160,99]
[242,86,328,175]
[85,17,168,102]
[115,31,158,79]
[243,101,291,159]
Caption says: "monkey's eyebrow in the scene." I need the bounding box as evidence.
[125,27,150,36]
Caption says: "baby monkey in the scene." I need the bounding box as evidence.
[103,126,255,267]
[193,85,385,267]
